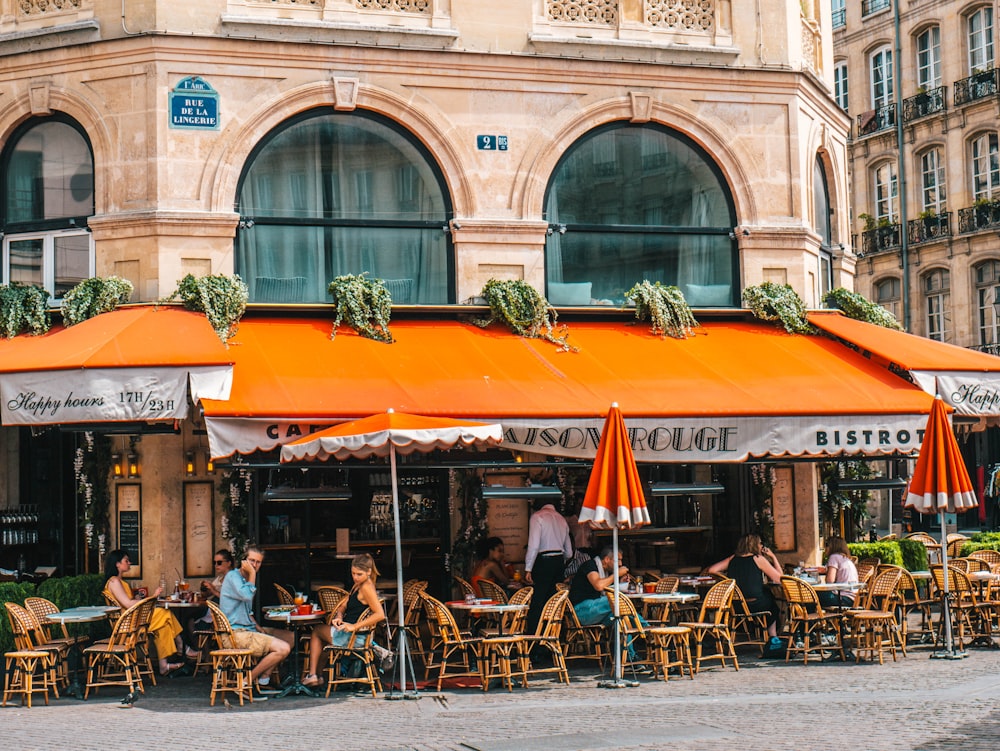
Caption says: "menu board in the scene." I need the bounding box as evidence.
[116,484,142,579]
[184,482,215,578]
[772,466,796,552]
[486,497,530,562]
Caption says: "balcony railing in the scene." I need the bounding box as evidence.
[902,86,946,122]
[856,104,896,137]
[861,0,890,17]
[958,200,1000,233]
[832,7,845,28]
[954,68,998,105]
[970,343,1000,356]
[907,212,951,244]
[859,223,901,256]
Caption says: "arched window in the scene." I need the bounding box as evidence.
[813,155,833,300]
[543,123,737,307]
[919,147,946,212]
[873,161,898,222]
[1,116,94,300]
[975,259,1000,347]
[874,277,901,322]
[970,131,1000,201]
[916,26,941,89]
[923,268,950,341]
[235,110,452,304]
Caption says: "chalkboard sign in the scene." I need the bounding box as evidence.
[117,484,142,578]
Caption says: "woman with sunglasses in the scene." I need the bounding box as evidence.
[201,549,234,599]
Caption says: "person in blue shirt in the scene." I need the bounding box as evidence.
[219,544,292,690]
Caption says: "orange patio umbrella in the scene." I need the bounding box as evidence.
[903,396,978,657]
[281,409,503,697]
[578,403,650,687]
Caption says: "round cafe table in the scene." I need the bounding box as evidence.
[263,608,326,697]
[44,607,116,699]
[448,601,527,637]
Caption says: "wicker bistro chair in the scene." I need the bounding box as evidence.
[322,607,383,697]
[562,597,607,669]
[895,567,935,644]
[846,567,905,664]
[946,534,970,560]
[678,578,739,673]
[779,577,846,664]
[203,602,255,706]
[969,549,1000,568]
[453,575,476,599]
[83,598,147,698]
[730,585,771,657]
[2,648,57,707]
[855,561,878,585]
[930,565,991,649]
[513,589,570,688]
[317,586,350,615]
[961,557,992,574]
[399,580,430,667]
[480,587,532,638]
[476,579,510,604]
[274,583,296,606]
[4,602,65,697]
[419,593,484,691]
[24,597,89,651]
[602,590,660,680]
[102,588,124,630]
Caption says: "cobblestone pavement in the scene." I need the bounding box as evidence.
[5,644,1000,751]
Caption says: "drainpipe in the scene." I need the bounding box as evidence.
[893,0,911,331]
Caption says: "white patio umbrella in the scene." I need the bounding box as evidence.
[903,396,978,658]
[578,403,650,688]
[280,409,503,697]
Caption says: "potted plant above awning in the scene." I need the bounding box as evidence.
[472,278,575,351]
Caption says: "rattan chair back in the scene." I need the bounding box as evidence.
[691,578,736,625]
[273,583,295,606]
[317,586,349,615]
[452,575,476,599]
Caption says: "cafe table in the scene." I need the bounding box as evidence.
[448,600,528,637]
[263,607,326,697]
[639,591,700,624]
[44,606,117,698]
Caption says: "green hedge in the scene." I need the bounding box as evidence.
[847,539,928,571]
[0,581,37,654]
[0,574,108,653]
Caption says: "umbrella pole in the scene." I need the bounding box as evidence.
[931,510,965,660]
[597,527,637,689]
[386,444,420,698]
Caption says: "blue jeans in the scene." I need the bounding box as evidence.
[573,597,648,659]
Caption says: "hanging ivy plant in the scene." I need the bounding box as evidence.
[220,466,252,559]
[823,287,903,330]
[471,279,575,352]
[327,273,394,343]
[624,281,699,339]
[74,432,113,555]
[750,463,776,548]
[0,282,51,338]
[61,276,134,327]
[161,274,248,344]
[446,468,486,577]
[743,282,814,335]
[818,461,873,539]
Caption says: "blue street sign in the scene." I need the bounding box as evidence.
[169,77,220,130]
[477,135,508,151]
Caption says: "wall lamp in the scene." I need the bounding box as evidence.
[112,453,123,478]
[185,451,196,476]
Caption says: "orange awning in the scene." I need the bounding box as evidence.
[202,315,937,461]
[0,306,233,425]
[809,312,1000,416]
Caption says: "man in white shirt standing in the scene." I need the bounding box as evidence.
[524,499,572,635]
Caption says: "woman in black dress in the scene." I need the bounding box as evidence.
[707,533,784,648]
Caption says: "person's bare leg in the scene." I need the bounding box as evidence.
[305,625,332,683]
[251,637,291,683]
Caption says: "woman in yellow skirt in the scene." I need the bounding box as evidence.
[105,548,199,676]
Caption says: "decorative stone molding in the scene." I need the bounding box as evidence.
[28,80,51,115]
[333,76,359,111]
[629,92,652,123]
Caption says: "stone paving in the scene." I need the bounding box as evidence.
[5,643,1000,751]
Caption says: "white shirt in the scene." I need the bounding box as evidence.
[524,504,572,572]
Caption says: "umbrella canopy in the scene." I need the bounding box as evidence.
[904,397,977,514]
[280,410,503,697]
[578,403,649,687]
[904,396,978,657]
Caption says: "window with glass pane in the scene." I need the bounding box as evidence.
[874,277,901,321]
[920,149,946,212]
[874,162,898,221]
[917,27,942,89]
[543,123,737,307]
[923,268,950,341]
[834,62,849,111]
[870,47,894,109]
[975,259,1000,346]
[968,7,995,73]
[831,0,845,28]
[972,132,1000,200]
[1,117,94,300]
[235,110,452,304]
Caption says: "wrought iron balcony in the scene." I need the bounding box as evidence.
[862,0,890,16]
[969,343,1000,356]
[958,200,1000,233]
[906,212,951,244]
[954,68,998,105]
[832,7,845,28]
[859,223,901,256]
[856,104,896,137]
[902,86,946,122]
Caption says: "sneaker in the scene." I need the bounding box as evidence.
[630,664,654,676]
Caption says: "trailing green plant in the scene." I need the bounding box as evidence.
[0,282,51,338]
[818,460,873,537]
[742,282,814,335]
[917,208,937,220]
[327,273,394,343]
[61,276,134,326]
[750,463,776,548]
[161,273,248,343]
[446,468,486,577]
[471,279,575,351]
[823,287,903,330]
[623,281,699,339]
[221,467,252,559]
[74,432,113,555]
[858,213,876,231]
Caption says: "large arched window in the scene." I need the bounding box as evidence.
[543,123,737,307]
[235,110,452,304]
[813,154,833,300]
[1,115,94,300]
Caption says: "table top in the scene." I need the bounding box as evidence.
[448,601,527,613]
[264,608,326,623]
[158,598,204,608]
[679,577,717,587]
[45,608,110,624]
[971,570,1000,581]
[909,570,932,580]
[809,580,867,592]
[640,592,700,603]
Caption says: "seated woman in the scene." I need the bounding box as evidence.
[707,533,784,651]
[471,536,511,596]
[104,548,200,676]
[302,553,386,687]
[818,535,859,609]
[187,548,234,643]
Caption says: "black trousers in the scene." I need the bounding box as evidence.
[527,555,564,635]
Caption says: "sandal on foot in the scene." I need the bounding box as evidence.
[159,662,184,677]
[302,674,323,688]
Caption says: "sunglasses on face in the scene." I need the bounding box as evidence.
[213,560,226,565]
